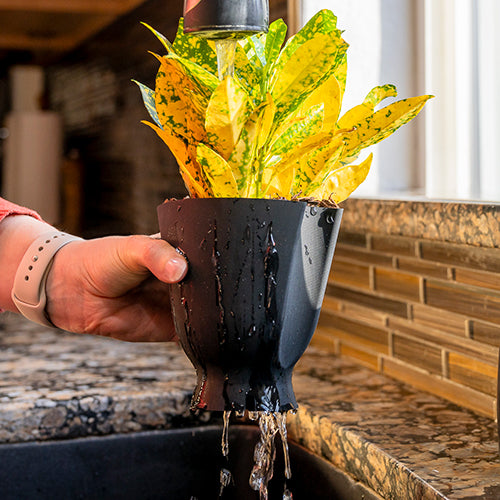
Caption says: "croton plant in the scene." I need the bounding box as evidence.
[136,9,432,203]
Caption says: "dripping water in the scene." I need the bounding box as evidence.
[221,410,231,457]
[219,410,233,497]
[219,410,292,500]
[215,39,237,80]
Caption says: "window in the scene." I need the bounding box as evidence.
[293,0,500,202]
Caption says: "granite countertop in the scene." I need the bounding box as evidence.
[0,314,498,500]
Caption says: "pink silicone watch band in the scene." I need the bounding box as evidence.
[11,231,82,327]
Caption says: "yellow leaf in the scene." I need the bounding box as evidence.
[340,95,433,163]
[154,56,207,144]
[228,96,275,188]
[296,136,345,195]
[337,84,397,130]
[205,76,251,160]
[142,121,210,197]
[299,73,342,130]
[257,93,276,149]
[311,154,373,202]
[196,144,239,197]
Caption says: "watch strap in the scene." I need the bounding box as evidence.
[12,231,82,327]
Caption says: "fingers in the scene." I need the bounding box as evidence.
[120,235,188,284]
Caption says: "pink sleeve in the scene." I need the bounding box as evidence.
[0,198,43,313]
[0,197,43,224]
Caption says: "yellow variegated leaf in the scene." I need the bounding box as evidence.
[337,84,397,130]
[293,135,345,195]
[270,33,348,119]
[268,104,324,159]
[179,164,210,198]
[298,73,342,130]
[340,95,433,163]
[311,153,373,202]
[262,131,334,193]
[257,93,276,149]
[205,76,252,160]
[197,143,239,197]
[334,55,347,99]
[142,121,210,198]
[154,56,207,143]
[263,164,295,198]
[228,95,275,187]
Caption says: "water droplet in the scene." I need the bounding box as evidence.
[219,467,233,497]
[326,213,335,224]
[310,206,318,216]
[221,410,231,457]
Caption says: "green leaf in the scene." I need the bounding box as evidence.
[172,18,218,74]
[244,33,266,68]
[197,143,239,197]
[205,76,252,159]
[264,19,287,71]
[133,80,161,127]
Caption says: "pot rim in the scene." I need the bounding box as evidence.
[160,197,343,210]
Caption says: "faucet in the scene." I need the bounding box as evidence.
[183,0,269,38]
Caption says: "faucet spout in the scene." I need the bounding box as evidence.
[183,0,269,39]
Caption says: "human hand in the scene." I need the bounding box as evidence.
[45,235,187,341]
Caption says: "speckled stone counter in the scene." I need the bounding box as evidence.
[1,315,499,499]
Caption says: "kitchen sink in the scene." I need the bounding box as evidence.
[0,424,381,499]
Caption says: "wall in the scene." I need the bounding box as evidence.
[314,198,500,419]
[47,0,288,238]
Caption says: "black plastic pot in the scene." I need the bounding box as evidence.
[183,0,269,38]
[158,198,342,412]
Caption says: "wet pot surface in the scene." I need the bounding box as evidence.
[0,425,380,500]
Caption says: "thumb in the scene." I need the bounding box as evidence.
[119,235,188,284]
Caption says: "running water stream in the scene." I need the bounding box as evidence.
[215,39,237,80]
[219,410,293,500]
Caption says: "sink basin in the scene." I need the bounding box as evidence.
[0,424,380,499]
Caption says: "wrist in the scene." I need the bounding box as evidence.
[0,215,56,311]
[11,231,82,327]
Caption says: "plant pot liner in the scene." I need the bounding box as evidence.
[158,198,342,412]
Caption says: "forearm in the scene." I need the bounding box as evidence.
[0,215,56,312]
